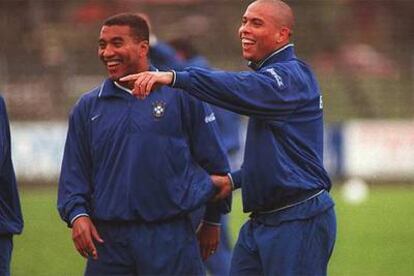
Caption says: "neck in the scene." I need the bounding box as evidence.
[259,42,290,62]
[248,43,294,70]
[117,61,150,90]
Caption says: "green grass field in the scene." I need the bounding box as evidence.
[11,185,414,275]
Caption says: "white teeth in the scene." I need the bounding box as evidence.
[107,61,121,67]
[242,38,255,44]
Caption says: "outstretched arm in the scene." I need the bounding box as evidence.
[122,66,315,121]
[120,71,173,99]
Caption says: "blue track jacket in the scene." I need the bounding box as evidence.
[58,78,230,226]
[0,96,23,235]
[172,44,333,214]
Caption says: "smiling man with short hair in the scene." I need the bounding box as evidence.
[58,13,231,276]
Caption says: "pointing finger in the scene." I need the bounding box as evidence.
[119,74,140,82]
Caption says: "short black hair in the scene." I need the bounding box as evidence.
[103,13,149,41]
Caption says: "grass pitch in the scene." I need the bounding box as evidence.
[11,185,414,275]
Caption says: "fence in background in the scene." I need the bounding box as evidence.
[10,120,414,183]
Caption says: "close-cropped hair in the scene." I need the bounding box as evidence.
[103,13,149,41]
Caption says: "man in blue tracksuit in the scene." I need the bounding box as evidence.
[57,13,231,275]
[151,37,240,276]
[121,0,337,275]
[0,95,23,276]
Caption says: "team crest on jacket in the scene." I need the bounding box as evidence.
[152,101,166,118]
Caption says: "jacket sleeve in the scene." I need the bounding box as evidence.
[173,66,315,121]
[57,98,93,227]
[0,97,23,234]
[230,169,242,190]
[183,95,231,223]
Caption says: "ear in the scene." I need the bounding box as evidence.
[277,27,291,43]
[138,40,149,57]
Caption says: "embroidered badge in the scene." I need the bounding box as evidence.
[204,113,216,123]
[152,101,166,118]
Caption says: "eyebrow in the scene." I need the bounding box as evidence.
[98,36,124,43]
[251,16,263,21]
[111,37,124,42]
[243,15,264,22]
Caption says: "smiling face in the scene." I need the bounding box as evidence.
[238,0,293,63]
[98,25,149,80]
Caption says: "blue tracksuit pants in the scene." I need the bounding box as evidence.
[0,234,13,276]
[85,217,205,276]
[230,207,336,276]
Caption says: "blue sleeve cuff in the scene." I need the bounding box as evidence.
[203,190,232,225]
[70,213,89,227]
[202,220,221,226]
[171,71,191,90]
[231,170,242,190]
[203,202,221,224]
[227,172,235,190]
[68,206,88,228]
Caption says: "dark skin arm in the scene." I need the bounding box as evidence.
[197,174,232,260]
[197,222,220,261]
[72,216,104,260]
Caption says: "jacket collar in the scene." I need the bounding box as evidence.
[98,65,158,98]
[248,43,295,71]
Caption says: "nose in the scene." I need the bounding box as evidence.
[239,23,249,37]
[101,45,115,59]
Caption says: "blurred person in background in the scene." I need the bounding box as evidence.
[57,13,231,275]
[168,38,242,168]
[0,95,23,276]
[151,36,241,276]
[121,0,337,275]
